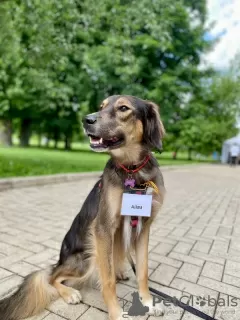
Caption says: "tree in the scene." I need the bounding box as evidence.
[2,0,237,155]
[177,75,240,157]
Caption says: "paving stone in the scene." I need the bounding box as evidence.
[150,264,178,286]
[183,294,216,318]
[192,241,212,254]
[25,249,59,265]
[28,310,50,320]
[201,261,224,281]
[149,305,184,320]
[48,298,88,320]
[225,260,240,278]
[44,314,65,320]
[0,166,240,319]
[173,242,193,255]
[168,252,204,267]
[7,261,40,277]
[0,249,33,268]
[177,263,201,283]
[151,243,175,256]
[148,252,182,268]
[82,287,108,312]
[0,267,13,280]
[210,240,230,255]
[181,312,204,319]
[116,283,136,298]
[217,226,233,237]
[0,242,21,255]
[170,227,189,237]
[171,278,218,299]
[215,293,240,320]
[0,274,23,298]
[190,251,225,265]
[148,259,159,270]
[78,307,108,320]
[223,274,240,288]
[198,276,240,299]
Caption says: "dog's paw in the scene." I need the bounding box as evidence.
[116,272,129,281]
[63,289,82,305]
[143,299,165,317]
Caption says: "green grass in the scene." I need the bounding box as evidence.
[0,146,213,178]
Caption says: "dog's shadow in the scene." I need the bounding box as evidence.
[128,292,149,316]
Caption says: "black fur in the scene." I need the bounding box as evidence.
[125,96,163,152]
[142,101,163,151]
[57,179,101,266]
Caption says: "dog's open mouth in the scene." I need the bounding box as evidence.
[88,135,124,150]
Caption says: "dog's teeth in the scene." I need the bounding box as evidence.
[100,138,103,144]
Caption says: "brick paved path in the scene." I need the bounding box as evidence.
[0,165,240,320]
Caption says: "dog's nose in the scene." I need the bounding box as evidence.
[85,114,97,125]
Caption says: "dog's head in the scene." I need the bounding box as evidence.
[83,95,165,153]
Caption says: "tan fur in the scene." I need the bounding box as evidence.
[146,101,165,138]
[53,276,82,304]
[0,270,58,320]
[111,144,144,164]
[101,98,109,109]
[114,226,128,280]
[136,222,151,302]
[29,270,58,312]
[115,97,133,109]
[135,119,144,142]
[106,185,123,223]
[95,233,122,320]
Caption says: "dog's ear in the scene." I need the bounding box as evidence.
[143,101,165,151]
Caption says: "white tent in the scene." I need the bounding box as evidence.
[221,135,240,163]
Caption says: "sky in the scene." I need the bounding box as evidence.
[205,0,240,70]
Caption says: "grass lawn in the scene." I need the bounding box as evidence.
[0,146,214,178]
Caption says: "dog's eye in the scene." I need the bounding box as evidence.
[118,105,129,112]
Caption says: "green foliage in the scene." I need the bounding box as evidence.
[0,0,239,155]
[0,147,212,178]
[177,75,240,155]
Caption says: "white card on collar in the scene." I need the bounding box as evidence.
[121,193,152,217]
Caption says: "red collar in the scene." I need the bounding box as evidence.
[117,155,151,174]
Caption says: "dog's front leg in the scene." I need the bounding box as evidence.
[136,222,164,316]
[96,228,125,320]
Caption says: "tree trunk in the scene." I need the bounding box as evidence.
[188,148,192,161]
[64,134,71,150]
[38,132,42,147]
[53,129,59,149]
[0,119,13,146]
[20,118,32,147]
[45,134,50,147]
[172,148,179,160]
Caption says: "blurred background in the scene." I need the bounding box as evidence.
[0,0,240,178]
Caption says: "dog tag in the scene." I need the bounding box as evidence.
[124,178,136,188]
[121,193,152,217]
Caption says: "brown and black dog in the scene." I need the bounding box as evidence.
[0,95,165,320]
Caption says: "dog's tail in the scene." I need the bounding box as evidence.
[0,268,58,320]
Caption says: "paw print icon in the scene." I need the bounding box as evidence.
[196,297,207,307]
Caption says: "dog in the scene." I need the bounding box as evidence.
[0,95,165,320]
